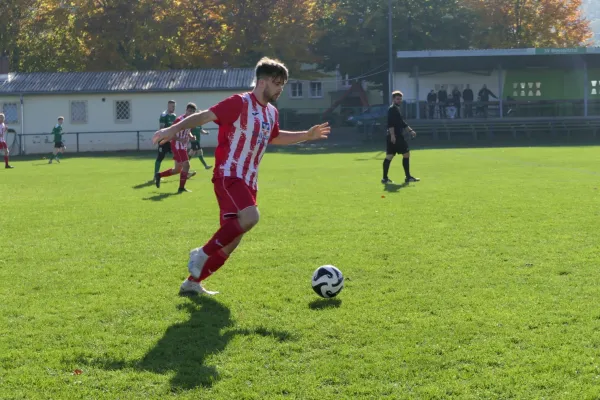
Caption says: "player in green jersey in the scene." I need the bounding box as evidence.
[154,100,177,181]
[48,117,65,164]
[188,125,212,170]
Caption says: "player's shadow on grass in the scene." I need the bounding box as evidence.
[132,181,155,189]
[354,151,386,161]
[383,182,408,193]
[143,192,179,201]
[309,298,342,310]
[81,296,295,390]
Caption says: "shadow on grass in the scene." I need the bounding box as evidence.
[142,192,179,201]
[132,181,155,189]
[77,296,296,390]
[383,182,408,193]
[308,298,342,310]
[354,151,386,161]
[136,178,176,191]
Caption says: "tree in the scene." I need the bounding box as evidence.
[466,0,593,48]
[213,0,325,70]
[312,0,479,88]
[3,0,592,74]
[0,0,37,70]
[3,0,327,72]
[72,0,177,71]
[15,0,88,72]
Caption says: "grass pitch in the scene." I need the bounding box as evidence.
[1,145,600,399]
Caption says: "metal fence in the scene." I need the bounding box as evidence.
[7,101,600,155]
[9,128,219,155]
[278,99,600,131]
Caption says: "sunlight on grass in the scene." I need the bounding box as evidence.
[1,146,600,399]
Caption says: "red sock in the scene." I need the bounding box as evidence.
[159,168,176,178]
[203,219,245,256]
[179,171,188,189]
[4,155,8,166]
[188,250,229,282]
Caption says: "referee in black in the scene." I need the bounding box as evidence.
[382,90,420,184]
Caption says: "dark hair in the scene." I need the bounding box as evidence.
[168,100,176,104]
[186,102,197,111]
[255,57,289,84]
[392,91,403,98]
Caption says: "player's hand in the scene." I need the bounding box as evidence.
[306,122,330,141]
[410,130,416,138]
[390,134,396,144]
[152,129,171,145]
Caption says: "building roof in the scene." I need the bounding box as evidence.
[396,47,600,59]
[0,68,255,95]
[395,47,600,72]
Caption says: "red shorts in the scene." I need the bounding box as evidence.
[213,177,257,226]
[0,142,7,150]
[172,147,189,163]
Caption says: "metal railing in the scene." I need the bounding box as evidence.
[420,99,600,119]
[405,118,600,141]
[278,99,600,131]
[8,107,600,155]
[11,128,218,155]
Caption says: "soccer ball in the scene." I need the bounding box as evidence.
[311,265,344,298]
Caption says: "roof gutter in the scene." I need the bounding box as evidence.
[0,87,253,96]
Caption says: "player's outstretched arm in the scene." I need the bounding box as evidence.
[153,111,217,145]
[270,122,330,145]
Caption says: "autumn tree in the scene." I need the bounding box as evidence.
[3,0,592,74]
[2,0,327,72]
[313,0,479,88]
[165,0,228,68]
[0,0,38,70]
[68,0,170,71]
[14,0,88,72]
[210,0,325,71]
[466,0,593,48]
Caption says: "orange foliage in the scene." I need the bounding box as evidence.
[465,0,593,48]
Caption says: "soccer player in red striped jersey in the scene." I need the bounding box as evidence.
[0,113,13,169]
[152,57,330,295]
[154,102,198,193]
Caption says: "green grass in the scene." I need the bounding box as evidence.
[1,146,600,399]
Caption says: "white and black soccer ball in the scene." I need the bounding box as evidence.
[311,265,344,298]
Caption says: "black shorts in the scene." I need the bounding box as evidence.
[190,141,201,151]
[54,142,65,149]
[158,141,172,154]
[386,134,409,155]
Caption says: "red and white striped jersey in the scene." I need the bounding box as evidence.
[170,114,191,151]
[209,92,280,190]
[0,123,7,143]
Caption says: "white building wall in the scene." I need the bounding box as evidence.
[0,90,241,154]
